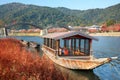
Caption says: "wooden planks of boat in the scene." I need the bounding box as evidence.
[42,47,111,70]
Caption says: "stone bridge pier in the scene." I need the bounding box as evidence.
[0,28,8,37]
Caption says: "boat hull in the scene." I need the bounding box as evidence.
[42,47,111,70]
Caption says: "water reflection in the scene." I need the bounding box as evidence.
[54,64,100,80]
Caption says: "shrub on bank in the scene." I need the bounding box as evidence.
[0,38,65,80]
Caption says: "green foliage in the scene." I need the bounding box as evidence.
[0,20,4,28]
[0,2,120,29]
[106,19,116,26]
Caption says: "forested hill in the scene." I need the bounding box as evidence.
[0,3,120,29]
[57,3,120,25]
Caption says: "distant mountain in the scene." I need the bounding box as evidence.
[0,2,120,29]
[57,3,120,25]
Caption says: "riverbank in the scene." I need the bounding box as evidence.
[9,32,40,36]
[90,32,120,36]
[8,32,120,37]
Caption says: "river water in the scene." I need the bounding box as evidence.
[2,36,120,80]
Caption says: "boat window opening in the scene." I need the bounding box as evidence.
[64,39,66,48]
[44,38,45,45]
[56,40,60,55]
[46,38,47,46]
[85,39,90,55]
[68,39,72,55]
[71,38,74,52]
[74,39,79,55]
[50,39,52,48]
[79,39,81,52]
[63,39,69,56]
[66,39,69,49]
[53,40,56,50]
[47,38,49,47]
[58,38,91,56]
[76,39,79,51]
[81,39,84,53]
[46,38,48,46]
[84,39,86,55]
[44,38,46,45]
[49,39,50,48]
[74,38,76,54]
[48,38,50,47]
[71,39,73,50]
[45,38,47,46]
[60,39,64,48]
[73,38,85,56]
[51,39,54,49]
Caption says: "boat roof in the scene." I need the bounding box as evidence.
[42,31,98,41]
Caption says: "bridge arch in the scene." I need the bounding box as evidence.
[4,22,71,30]
[4,22,43,29]
[1,22,43,36]
[1,22,71,36]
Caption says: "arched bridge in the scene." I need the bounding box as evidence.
[0,22,44,36]
[0,21,71,36]
[3,22,71,30]
[3,22,43,29]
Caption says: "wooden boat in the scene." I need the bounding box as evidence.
[42,31,112,70]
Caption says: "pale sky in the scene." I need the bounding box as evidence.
[0,0,120,10]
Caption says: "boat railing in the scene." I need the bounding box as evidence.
[58,47,90,56]
[42,45,56,55]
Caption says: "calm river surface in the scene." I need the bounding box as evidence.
[4,36,120,80]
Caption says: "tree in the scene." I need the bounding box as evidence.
[106,19,116,27]
[0,20,5,28]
